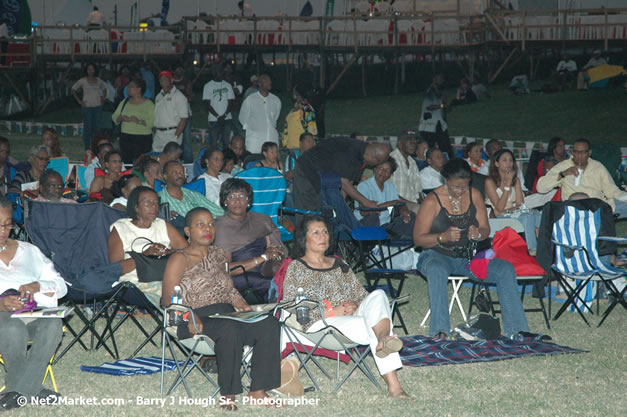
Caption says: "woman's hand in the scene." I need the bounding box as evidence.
[503,169,516,186]
[143,243,170,257]
[264,246,284,261]
[338,301,358,316]
[0,296,24,312]
[129,116,140,124]
[188,317,203,335]
[441,226,463,243]
[18,282,40,300]
[468,225,481,241]
[234,303,252,312]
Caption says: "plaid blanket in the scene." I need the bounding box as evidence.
[399,336,585,367]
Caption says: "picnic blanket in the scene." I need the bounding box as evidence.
[80,356,180,376]
[399,335,584,367]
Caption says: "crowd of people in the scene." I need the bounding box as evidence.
[1,57,626,411]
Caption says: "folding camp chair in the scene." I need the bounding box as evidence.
[278,296,407,393]
[25,201,163,361]
[160,305,254,398]
[236,167,293,242]
[466,218,551,329]
[352,227,410,335]
[550,206,626,327]
[278,300,380,394]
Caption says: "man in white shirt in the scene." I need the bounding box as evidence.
[577,49,608,90]
[238,74,281,154]
[153,71,188,153]
[554,54,577,90]
[420,148,445,192]
[87,6,106,26]
[389,129,423,213]
[203,67,235,149]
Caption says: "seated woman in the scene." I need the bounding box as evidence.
[414,158,531,339]
[110,174,141,210]
[134,156,161,189]
[214,178,286,303]
[485,149,542,254]
[89,150,124,204]
[198,147,232,206]
[354,157,415,239]
[8,145,50,196]
[108,186,187,305]
[254,142,283,173]
[464,142,484,173]
[84,140,113,189]
[283,214,410,400]
[0,195,67,410]
[41,128,64,158]
[162,208,280,411]
[532,137,567,199]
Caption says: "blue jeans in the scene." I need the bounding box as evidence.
[417,249,529,338]
[499,211,542,251]
[209,120,232,150]
[81,105,103,150]
[614,199,627,220]
[181,117,193,163]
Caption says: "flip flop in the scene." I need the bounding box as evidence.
[219,397,238,411]
[375,336,403,358]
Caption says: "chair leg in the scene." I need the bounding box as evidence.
[597,279,627,327]
[553,277,592,326]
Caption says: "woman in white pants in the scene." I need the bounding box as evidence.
[282,214,410,399]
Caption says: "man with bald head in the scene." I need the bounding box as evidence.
[238,74,281,153]
[293,137,390,220]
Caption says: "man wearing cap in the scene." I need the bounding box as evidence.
[389,130,423,213]
[152,71,189,153]
[238,74,281,154]
[243,75,259,100]
[577,50,607,90]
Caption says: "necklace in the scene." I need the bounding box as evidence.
[0,244,7,252]
[445,184,462,213]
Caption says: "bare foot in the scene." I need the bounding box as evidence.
[390,390,414,401]
[247,390,283,408]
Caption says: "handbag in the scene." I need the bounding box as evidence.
[260,255,284,278]
[112,98,129,141]
[126,237,170,283]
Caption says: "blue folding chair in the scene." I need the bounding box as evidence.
[235,167,292,241]
[551,206,626,327]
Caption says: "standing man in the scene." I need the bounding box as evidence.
[173,65,194,163]
[389,129,423,213]
[87,6,106,27]
[202,66,235,150]
[419,74,453,160]
[152,71,188,153]
[293,137,390,219]
[239,74,281,154]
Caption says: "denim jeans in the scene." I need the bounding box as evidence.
[81,105,103,150]
[181,117,193,163]
[209,120,232,150]
[499,211,542,251]
[416,249,529,337]
[0,313,63,396]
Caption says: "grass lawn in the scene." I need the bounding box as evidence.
[4,272,626,417]
[2,84,626,162]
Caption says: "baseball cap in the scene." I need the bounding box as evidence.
[158,70,174,79]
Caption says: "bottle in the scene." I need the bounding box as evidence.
[169,286,182,326]
[295,287,306,303]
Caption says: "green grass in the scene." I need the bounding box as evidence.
[4,272,625,416]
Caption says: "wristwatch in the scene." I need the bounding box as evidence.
[260,254,268,261]
[558,171,565,179]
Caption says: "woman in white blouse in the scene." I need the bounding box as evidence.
[198,147,231,206]
[0,195,67,411]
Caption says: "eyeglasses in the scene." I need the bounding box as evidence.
[34,155,50,163]
[227,194,249,201]
[572,149,590,155]
[43,183,64,190]
[0,222,14,231]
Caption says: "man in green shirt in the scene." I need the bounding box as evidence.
[158,161,224,222]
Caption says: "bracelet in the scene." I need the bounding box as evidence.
[323,299,334,317]
[254,257,259,266]
[558,171,565,179]
[437,233,445,245]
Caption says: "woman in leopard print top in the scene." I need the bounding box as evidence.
[282,214,411,400]
[162,208,280,410]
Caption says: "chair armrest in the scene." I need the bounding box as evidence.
[390,294,410,311]
[597,236,627,243]
[280,207,322,216]
[551,240,584,251]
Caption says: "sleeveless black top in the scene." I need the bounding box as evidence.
[429,188,478,258]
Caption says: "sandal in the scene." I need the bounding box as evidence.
[376,336,403,358]
[219,397,238,411]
